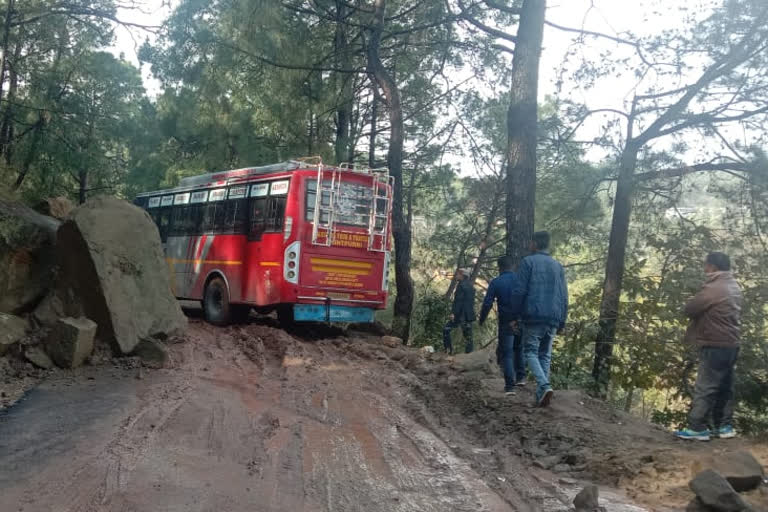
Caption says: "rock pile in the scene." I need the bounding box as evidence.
[689,451,765,511]
[0,195,187,373]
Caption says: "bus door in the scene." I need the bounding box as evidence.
[245,180,289,305]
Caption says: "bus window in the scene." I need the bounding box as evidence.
[170,205,202,236]
[249,197,268,240]
[224,199,248,234]
[158,208,171,242]
[305,179,369,226]
[266,196,286,231]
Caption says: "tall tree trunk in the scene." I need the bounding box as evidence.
[0,39,20,163]
[78,169,87,204]
[504,0,546,263]
[0,0,14,108]
[334,0,353,164]
[13,114,43,189]
[368,84,378,167]
[592,143,639,394]
[368,0,414,341]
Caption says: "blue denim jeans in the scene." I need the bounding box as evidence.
[498,319,525,391]
[522,323,556,401]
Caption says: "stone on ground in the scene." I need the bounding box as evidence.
[56,196,186,354]
[0,312,27,355]
[451,348,493,373]
[24,346,53,369]
[690,469,749,512]
[573,485,600,511]
[0,196,59,314]
[380,335,403,348]
[131,338,168,368]
[46,317,96,368]
[693,452,765,492]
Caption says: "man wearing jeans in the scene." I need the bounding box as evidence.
[675,252,742,441]
[516,232,568,407]
[479,256,525,395]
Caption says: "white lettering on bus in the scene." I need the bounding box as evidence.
[161,195,174,207]
[148,197,161,208]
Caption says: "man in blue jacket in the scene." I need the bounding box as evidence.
[443,268,476,354]
[479,255,525,394]
[517,231,568,407]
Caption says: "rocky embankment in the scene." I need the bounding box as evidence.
[1,194,186,408]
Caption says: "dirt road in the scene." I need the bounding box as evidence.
[0,317,648,512]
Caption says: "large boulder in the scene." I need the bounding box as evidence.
[35,197,74,221]
[56,196,186,354]
[46,316,96,368]
[0,196,59,314]
[690,470,750,512]
[0,312,27,355]
[693,452,765,492]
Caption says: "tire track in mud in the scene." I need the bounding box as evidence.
[0,319,648,512]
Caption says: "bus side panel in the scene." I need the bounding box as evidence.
[195,234,247,302]
[165,235,194,297]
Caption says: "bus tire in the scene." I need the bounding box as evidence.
[203,276,231,326]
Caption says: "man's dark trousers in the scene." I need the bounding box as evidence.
[443,320,473,354]
[689,346,739,431]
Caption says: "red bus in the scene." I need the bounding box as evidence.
[134,158,392,325]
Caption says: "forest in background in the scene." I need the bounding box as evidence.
[0,0,767,432]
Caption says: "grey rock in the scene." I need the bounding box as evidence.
[0,312,27,355]
[553,464,572,473]
[0,196,59,314]
[56,197,186,354]
[25,346,53,369]
[131,338,168,368]
[705,451,765,492]
[573,485,600,511]
[690,469,749,512]
[46,317,96,368]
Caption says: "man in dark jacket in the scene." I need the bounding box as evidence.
[479,256,525,394]
[517,231,568,407]
[443,268,476,354]
[675,252,742,441]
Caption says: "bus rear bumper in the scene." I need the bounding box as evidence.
[293,304,375,323]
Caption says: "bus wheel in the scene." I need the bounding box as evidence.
[203,276,231,326]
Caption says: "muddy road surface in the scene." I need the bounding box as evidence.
[0,318,647,512]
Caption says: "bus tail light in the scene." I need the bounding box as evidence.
[284,241,300,284]
[382,251,391,291]
[284,216,293,241]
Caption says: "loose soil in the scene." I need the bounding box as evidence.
[0,315,765,511]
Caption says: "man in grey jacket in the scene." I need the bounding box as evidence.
[675,252,742,441]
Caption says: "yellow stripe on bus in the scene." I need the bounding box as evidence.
[309,258,373,270]
[310,266,371,276]
[260,262,280,267]
[166,258,243,266]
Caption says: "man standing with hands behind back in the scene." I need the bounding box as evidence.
[517,232,568,407]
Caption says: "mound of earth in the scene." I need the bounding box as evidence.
[403,355,768,511]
